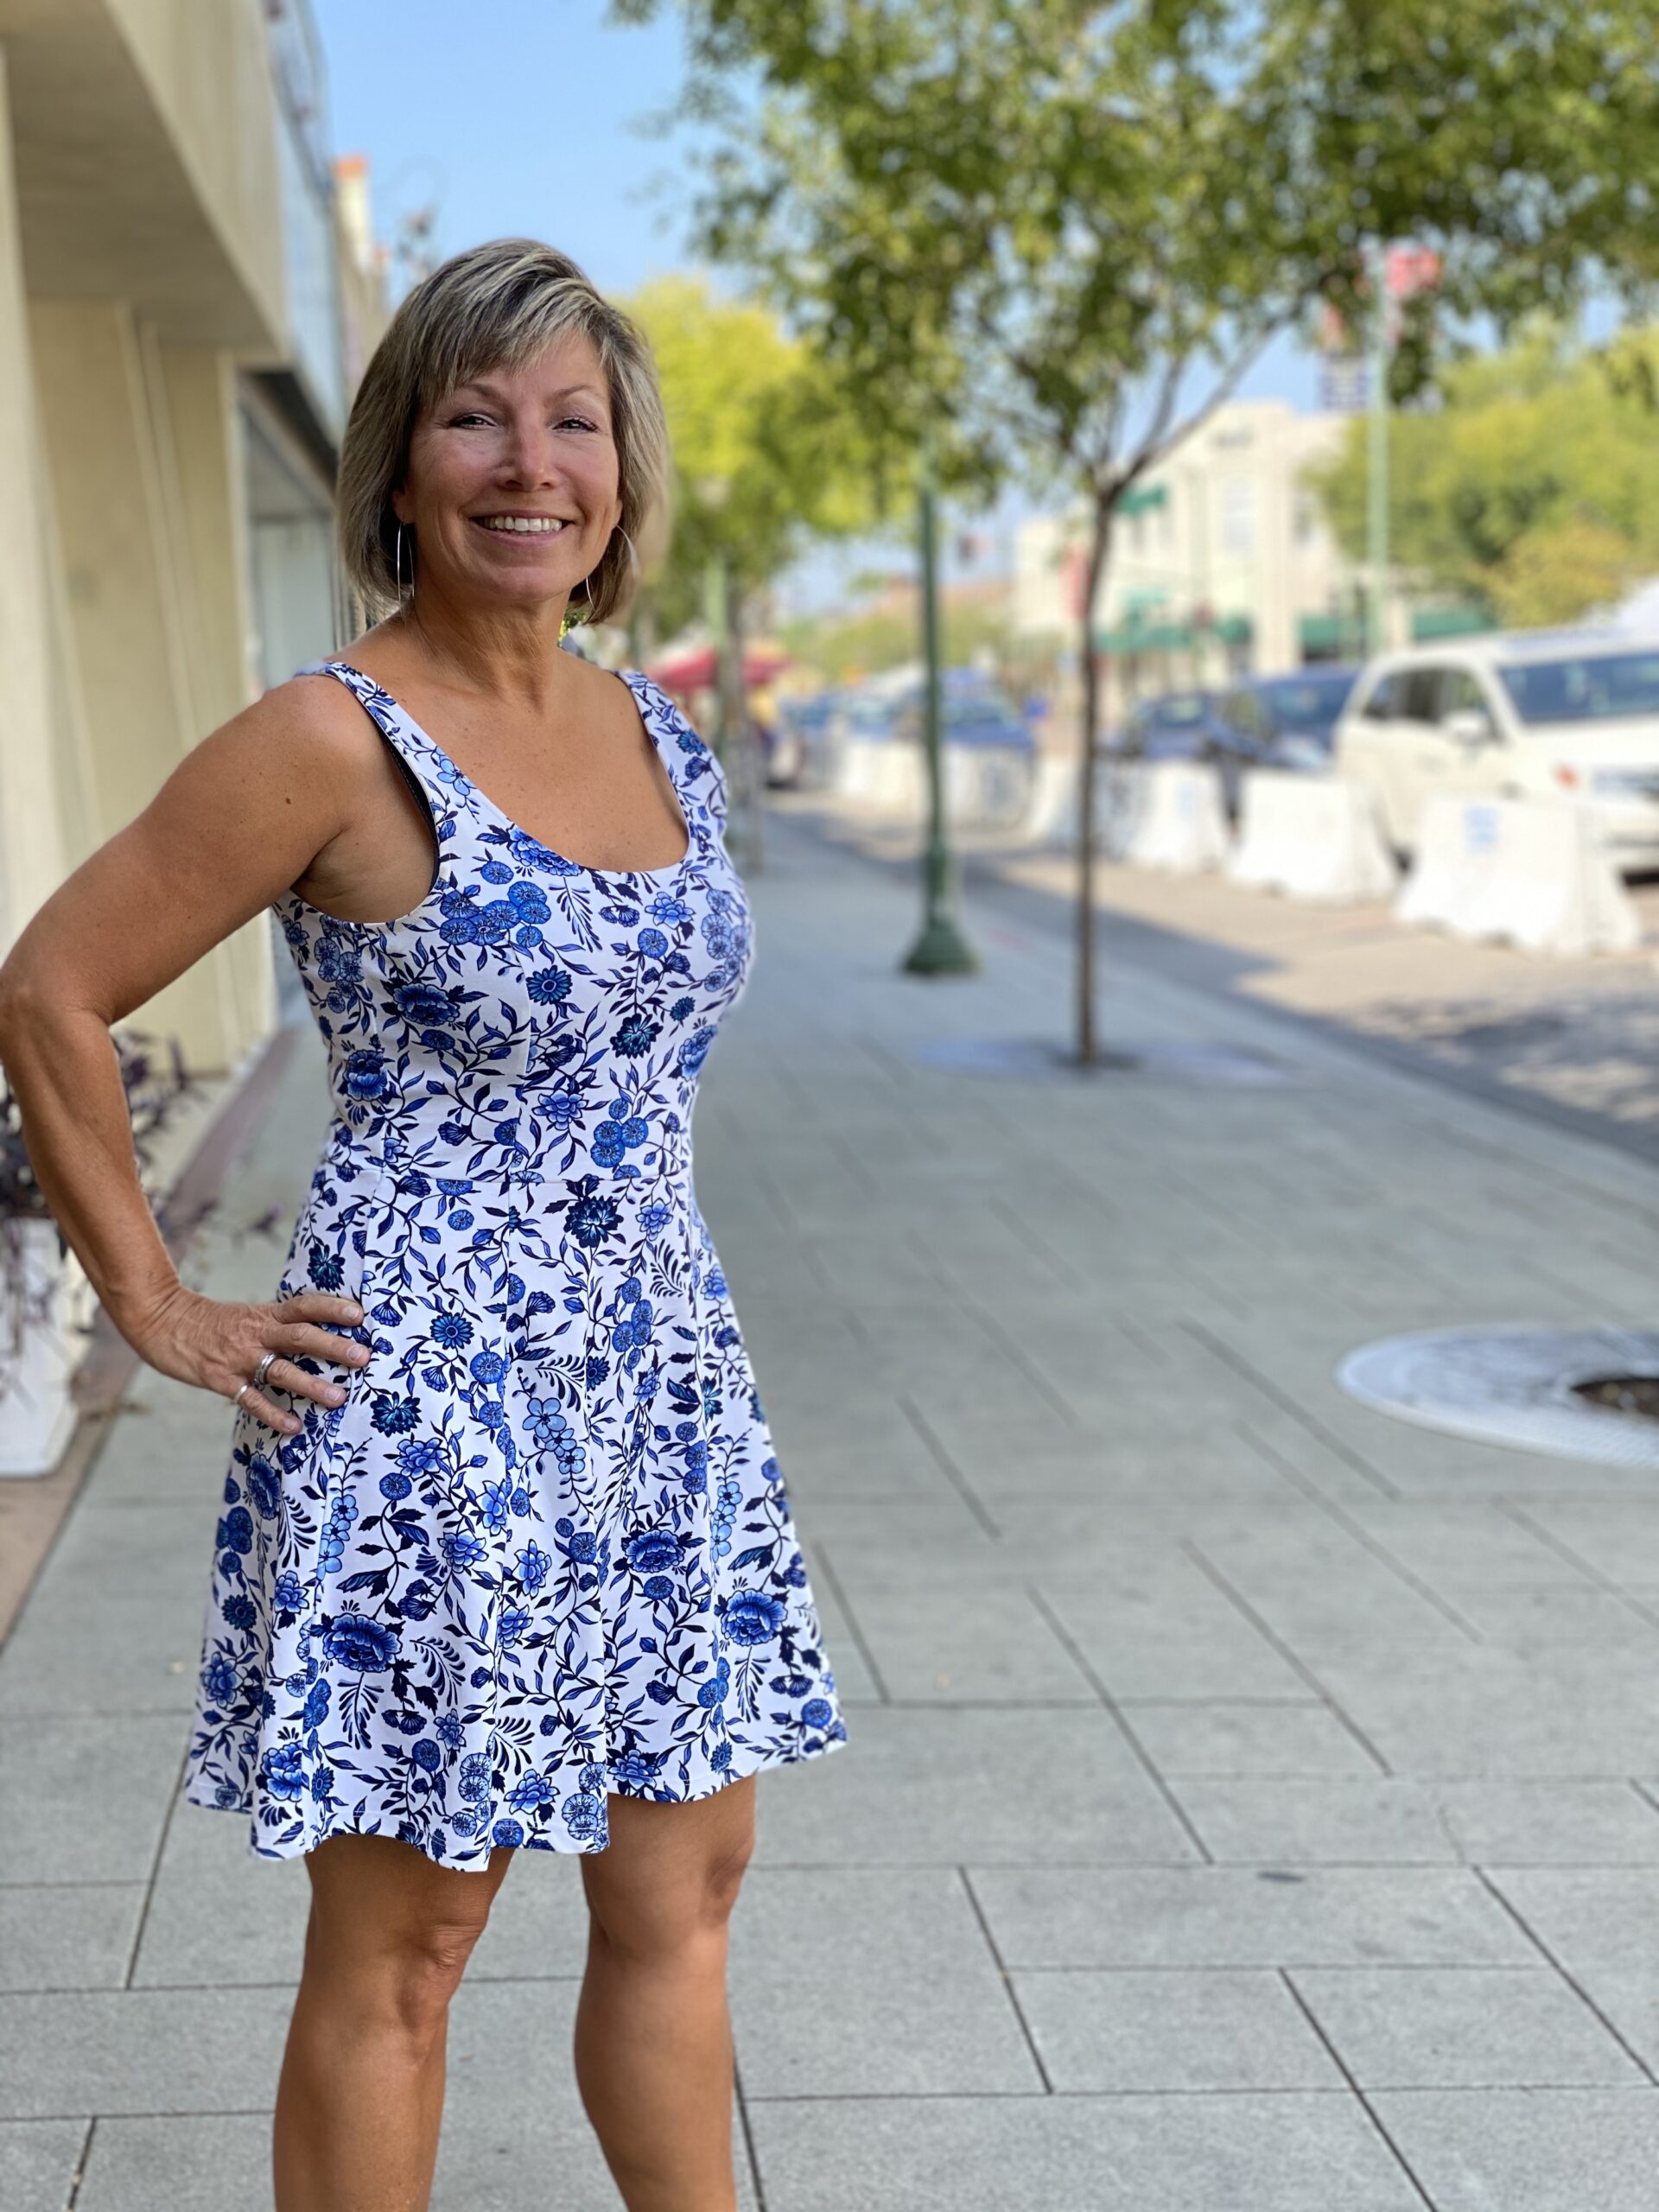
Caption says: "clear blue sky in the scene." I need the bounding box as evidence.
[313,0,1325,612]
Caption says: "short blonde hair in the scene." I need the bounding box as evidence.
[337,238,671,624]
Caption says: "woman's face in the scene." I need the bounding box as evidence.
[394,328,625,616]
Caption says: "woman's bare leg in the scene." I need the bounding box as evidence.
[575,1774,758,2212]
[273,1833,515,2212]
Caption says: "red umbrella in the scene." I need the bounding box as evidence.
[645,644,789,690]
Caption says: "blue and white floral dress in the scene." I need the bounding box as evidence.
[183,660,847,1867]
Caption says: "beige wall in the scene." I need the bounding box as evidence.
[0,47,65,946]
[0,0,298,1077]
[26,298,273,1071]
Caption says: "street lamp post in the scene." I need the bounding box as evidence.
[901,442,977,976]
[1366,235,1393,658]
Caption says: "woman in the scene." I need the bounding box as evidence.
[0,238,847,2211]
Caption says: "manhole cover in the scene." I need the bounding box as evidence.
[1337,1326,1659,1467]
[913,1037,1289,1085]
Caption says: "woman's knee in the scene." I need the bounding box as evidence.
[301,1835,506,2042]
[585,1805,757,1962]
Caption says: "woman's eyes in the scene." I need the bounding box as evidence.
[446,412,601,433]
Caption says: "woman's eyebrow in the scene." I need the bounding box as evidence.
[453,378,608,405]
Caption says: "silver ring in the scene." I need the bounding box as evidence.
[252,1351,279,1390]
[234,1381,251,1408]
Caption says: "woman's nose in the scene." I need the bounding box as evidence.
[502,420,555,485]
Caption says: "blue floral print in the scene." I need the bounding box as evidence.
[183,662,847,1868]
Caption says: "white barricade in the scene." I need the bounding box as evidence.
[1020,753,1081,845]
[1395,795,1641,957]
[1121,760,1230,873]
[833,736,924,816]
[944,744,1034,830]
[1226,771,1399,902]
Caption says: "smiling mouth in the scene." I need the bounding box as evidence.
[471,515,569,535]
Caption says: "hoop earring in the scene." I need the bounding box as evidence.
[569,528,638,623]
[395,522,412,601]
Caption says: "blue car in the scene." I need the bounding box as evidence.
[1216,667,1362,772]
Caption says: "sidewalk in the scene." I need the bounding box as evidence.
[7,811,1659,2209]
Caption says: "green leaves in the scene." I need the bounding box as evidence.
[1310,321,1659,627]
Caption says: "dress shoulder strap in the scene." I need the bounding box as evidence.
[295,659,462,838]
[622,671,730,830]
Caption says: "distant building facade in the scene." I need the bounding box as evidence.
[1014,399,1367,725]
[0,0,385,1072]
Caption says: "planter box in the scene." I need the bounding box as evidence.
[0,1222,87,1478]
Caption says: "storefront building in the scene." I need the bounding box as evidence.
[0,0,383,1074]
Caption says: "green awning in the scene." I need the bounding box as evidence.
[1095,612,1254,657]
[1300,612,1367,652]
[1410,604,1495,641]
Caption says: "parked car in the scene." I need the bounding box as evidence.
[769,692,838,788]
[1216,667,1361,772]
[1332,632,1659,868]
[1108,688,1260,817]
[890,684,1035,753]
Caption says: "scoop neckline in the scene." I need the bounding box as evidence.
[322,658,697,887]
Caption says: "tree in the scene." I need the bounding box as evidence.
[1309,323,1659,627]
[620,0,1659,1061]
[625,275,898,857]
[626,275,891,637]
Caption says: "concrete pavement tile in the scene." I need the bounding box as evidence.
[1514,1503,1659,1586]
[750,1704,1198,1866]
[0,1714,186,1885]
[1452,1870,1659,2073]
[1292,1966,1643,2088]
[1345,1503,1604,1591]
[1014,1966,1344,2091]
[1038,1572,1312,1701]
[0,1885,143,1993]
[747,2091,1428,2211]
[1433,1781,1659,1865]
[0,1505,212,1718]
[132,1804,310,1988]
[970,1866,1538,1969]
[836,1582,1099,1703]
[0,1986,296,2118]
[1310,1644,1659,1777]
[1370,2087,1659,2211]
[1177,1777,1466,1865]
[1433,1586,1659,1649]
[1175,1777,1659,1867]
[73,2116,271,2212]
[1122,1701,1380,1777]
[730,1866,1041,2096]
[0,2120,89,2212]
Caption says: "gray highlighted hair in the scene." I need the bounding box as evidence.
[336,238,670,624]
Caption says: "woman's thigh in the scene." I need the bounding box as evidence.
[580,1775,758,1953]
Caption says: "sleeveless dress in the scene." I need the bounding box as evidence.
[182,660,848,1868]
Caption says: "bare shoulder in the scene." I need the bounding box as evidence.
[197,666,385,789]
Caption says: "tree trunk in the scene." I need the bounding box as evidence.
[1075,499,1113,1065]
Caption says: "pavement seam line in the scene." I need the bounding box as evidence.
[1277,1968,1444,2209]
[1179,1539,1395,1777]
[955,1866,1053,2094]
[1024,1584,1215,1864]
[1471,1865,1659,2088]
[1180,1317,1403,1499]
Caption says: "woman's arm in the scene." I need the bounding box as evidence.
[0,682,376,1434]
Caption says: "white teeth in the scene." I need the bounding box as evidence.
[480,515,564,533]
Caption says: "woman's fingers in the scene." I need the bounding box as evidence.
[232,1382,303,1438]
[270,1318,372,1370]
